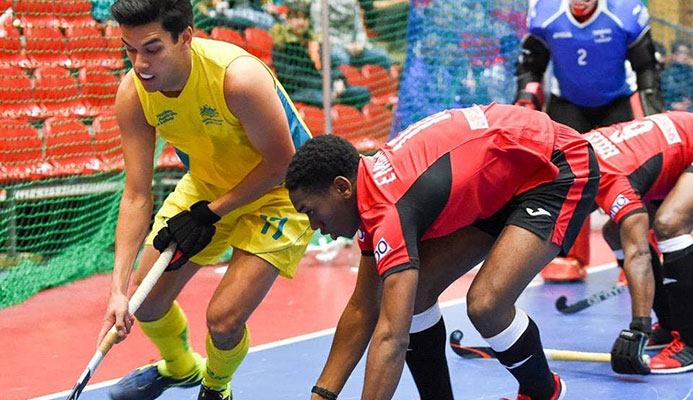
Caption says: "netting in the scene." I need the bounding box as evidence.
[0,0,691,308]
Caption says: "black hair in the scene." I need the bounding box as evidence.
[111,0,193,42]
[286,135,360,194]
[670,40,690,54]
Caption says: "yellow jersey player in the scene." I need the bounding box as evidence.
[97,0,313,399]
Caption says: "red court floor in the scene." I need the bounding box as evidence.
[1,232,615,400]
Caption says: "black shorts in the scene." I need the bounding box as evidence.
[473,144,600,255]
[547,94,636,133]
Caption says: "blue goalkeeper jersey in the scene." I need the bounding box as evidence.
[528,0,650,107]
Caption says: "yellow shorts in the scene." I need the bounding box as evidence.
[146,174,312,278]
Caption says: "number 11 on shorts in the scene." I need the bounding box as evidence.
[260,215,288,239]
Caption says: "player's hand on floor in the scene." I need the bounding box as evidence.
[153,200,221,271]
[610,328,650,375]
[98,292,134,345]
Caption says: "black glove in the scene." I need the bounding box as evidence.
[610,317,651,375]
[153,200,221,271]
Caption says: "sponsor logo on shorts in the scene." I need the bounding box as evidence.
[610,194,630,219]
[526,207,551,217]
[374,238,391,263]
[357,229,365,242]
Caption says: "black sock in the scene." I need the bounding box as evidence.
[651,245,674,331]
[662,245,693,343]
[494,317,554,400]
[405,317,454,400]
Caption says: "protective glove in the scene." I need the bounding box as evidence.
[514,82,545,110]
[610,317,651,375]
[153,200,221,271]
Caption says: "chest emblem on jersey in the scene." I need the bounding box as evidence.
[592,28,612,44]
[200,104,223,125]
[552,31,573,39]
[374,238,392,263]
[156,109,178,126]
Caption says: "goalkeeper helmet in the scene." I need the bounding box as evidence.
[569,0,597,20]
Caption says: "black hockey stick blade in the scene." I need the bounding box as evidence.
[449,329,495,359]
[555,283,628,314]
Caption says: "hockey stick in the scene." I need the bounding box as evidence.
[66,243,178,400]
[449,330,611,363]
[555,282,628,314]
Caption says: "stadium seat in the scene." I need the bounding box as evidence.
[56,0,96,27]
[157,144,185,170]
[210,27,245,48]
[78,67,119,116]
[34,66,87,118]
[92,111,124,171]
[363,104,392,138]
[44,116,100,176]
[361,64,398,106]
[193,28,210,39]
[339,64,367,88]
[0,118,52,181]
[0,67,40,119]
[0,27,30,68]
[65,25,111,69]
[102,25,126,70]
[16,0,59,28]
[24,26,69,68]
[244,27,273,67]
[298,105,325,136]
[331,104,367,142]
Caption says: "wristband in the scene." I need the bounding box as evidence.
[311,385,338,400]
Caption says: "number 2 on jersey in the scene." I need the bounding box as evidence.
[577,48,587,66]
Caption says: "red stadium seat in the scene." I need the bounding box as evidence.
[210,27,245,48]
[156,144,185,170]
[16,0,59,27]
[44,116,100,175]
[244,27,273,67]
[56,0,95,27]
[78,67,119,116]
[298,105,325,136]
[65,25,111,68]
[92,111,124,170]
[331,104,367,142]
[339,64,367,88]
[24,26,69,68]
[0,118,52,181]
[0,67,40,119]
[34,66,87,118]
[193,28,210,39]
[361,104,393,151]
[0,27,30,68]
[361,64,398,106]
[102,25,126,70]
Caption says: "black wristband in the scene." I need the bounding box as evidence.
[311,385,338,400]
[629,316,652,334]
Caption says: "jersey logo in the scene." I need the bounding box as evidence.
[372,152,397,186]
[156,109,177,126]
[609,120,654,143]
[648,114,681,145]
[374,238,392,263]
[552,31,573,39]
[592,28,612,44]
[526,207,551,217]
[586,131,620,160]
[200,104,222,126]
[461,105,488,130]
[609,194,630,219]
[357,229,366,242]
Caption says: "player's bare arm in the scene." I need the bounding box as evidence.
[98,72,157,345]
[362,268,418,400]
[209,57,295,217]
[619,212,656,318]
[312,255,382,399]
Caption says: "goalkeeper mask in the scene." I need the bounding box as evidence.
[570,0,597,21]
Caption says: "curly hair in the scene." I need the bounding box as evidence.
[286,135,360,193]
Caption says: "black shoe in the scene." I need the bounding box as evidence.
[109,361,203,400]
[198,384,232,400]
[646,322,674,351]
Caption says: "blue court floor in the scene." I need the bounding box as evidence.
[43,267,693,400]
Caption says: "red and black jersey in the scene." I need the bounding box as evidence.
[586,111,693,223]
[356,103,592,276]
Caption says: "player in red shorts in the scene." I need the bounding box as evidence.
[586,111,693,374]
[286,104,599,400]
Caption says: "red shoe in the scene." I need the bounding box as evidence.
[502,372,566,400]
[646,322,674,351]
[649,331,693,374]
[618,269,627,284]
[540,257,586,282]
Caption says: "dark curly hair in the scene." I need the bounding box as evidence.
[111,0,193,42]
[286,135,360,193]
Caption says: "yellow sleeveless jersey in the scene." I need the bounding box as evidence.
[133,38,311,189]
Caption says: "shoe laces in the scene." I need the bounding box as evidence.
[659,331,684,357]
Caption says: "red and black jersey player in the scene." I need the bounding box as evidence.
[587,111,693,375]
[286,103,600,400]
